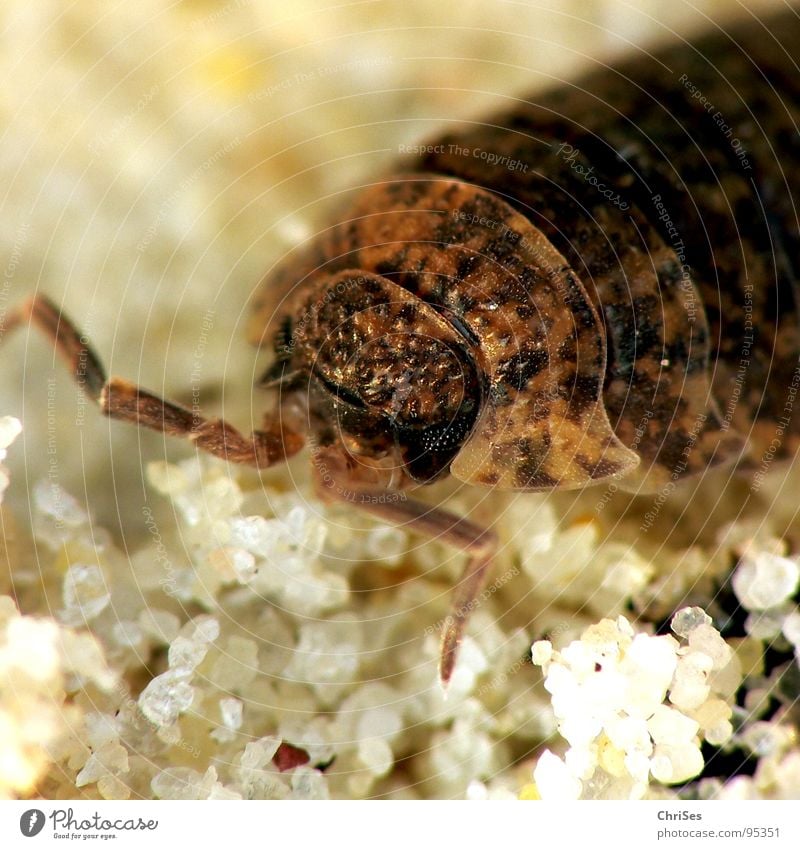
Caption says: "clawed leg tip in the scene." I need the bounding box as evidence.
[437,650,456,695]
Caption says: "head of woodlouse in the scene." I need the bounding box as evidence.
[254,174,642,497]
[261,269,485,493]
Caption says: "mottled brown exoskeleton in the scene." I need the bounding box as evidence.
[6,7,800,684]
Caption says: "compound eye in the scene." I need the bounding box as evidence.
[394,404,479,483]
[352,332,480,482]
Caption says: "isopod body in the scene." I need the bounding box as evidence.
[256,7,800,500]
[8,7,800,682]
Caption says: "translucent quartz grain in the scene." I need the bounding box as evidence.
[61,564,111,624]
[219,697,243,729]
[151,767,204,800]
[733,551,800,610]
[167,636,209,671]
[688,625,732,668]
[83,712,120,749]
[650,743,704,784]
[669,653,713,710]
[181,615,220,644]
[671,606,712,638]
[33,479,88,527]
[75,743,129,787]
[646,705,699,745]
[290,766,330,799]
[138,669,194,726]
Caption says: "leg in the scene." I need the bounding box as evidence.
[2,294,304,467]
[332,490,497,688]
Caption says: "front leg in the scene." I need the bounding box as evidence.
[323,484,498,687]
[2,294,305,467]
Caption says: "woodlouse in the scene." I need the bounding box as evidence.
[5,6,800,684]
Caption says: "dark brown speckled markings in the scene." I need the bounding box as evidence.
[6,7,800,685]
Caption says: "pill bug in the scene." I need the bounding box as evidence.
[6,6,800,684]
